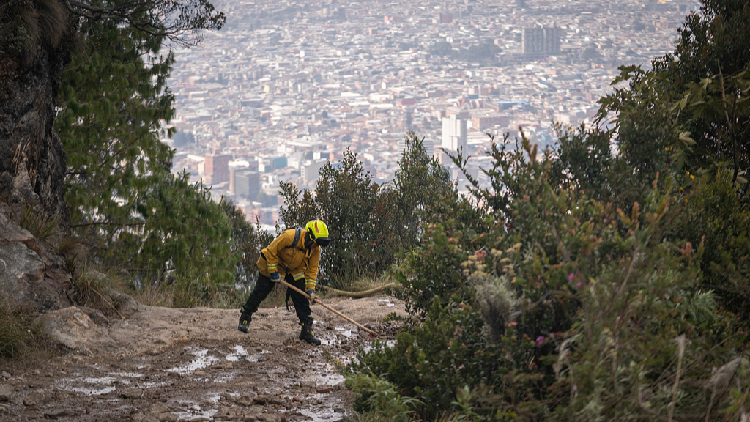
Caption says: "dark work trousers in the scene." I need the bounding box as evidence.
[241,273,312,322]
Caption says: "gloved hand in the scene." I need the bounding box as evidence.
[306,289,317,301]
[270,272,281,283]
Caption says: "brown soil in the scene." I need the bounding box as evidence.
[0,295,406,422]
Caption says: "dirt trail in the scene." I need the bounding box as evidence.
[0,295,406,422]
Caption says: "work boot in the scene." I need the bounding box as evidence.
[299,318,321,346]
[237,311,252,333]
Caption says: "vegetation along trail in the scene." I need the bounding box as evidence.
[0,296,406,422]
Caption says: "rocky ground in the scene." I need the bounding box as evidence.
[0,295,406,422]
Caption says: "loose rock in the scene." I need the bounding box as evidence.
[23,391,43,407]
[0,386,12,402]
[120,388,143,399]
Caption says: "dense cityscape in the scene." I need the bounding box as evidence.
[165,0,700,228]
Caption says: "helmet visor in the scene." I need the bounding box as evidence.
[315,237,331,247]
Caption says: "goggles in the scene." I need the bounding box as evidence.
[309,231,331,247]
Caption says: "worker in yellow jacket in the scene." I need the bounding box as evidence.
[238,220,331,345]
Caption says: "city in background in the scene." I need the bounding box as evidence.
[163,0,700,230]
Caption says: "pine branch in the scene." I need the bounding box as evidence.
[71,221,145,228]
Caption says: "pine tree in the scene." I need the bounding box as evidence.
[56,18,236,285]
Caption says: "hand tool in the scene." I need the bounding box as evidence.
[279,279,377,338]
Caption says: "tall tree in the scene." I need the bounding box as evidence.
[392,131,452,248]
[0,0,224,224]
[57,16,175,234]
[113,172,236,285]
[598,0,750,193]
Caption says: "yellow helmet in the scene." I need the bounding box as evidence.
[305,220,330,247]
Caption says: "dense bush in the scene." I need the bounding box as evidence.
[351,128,750,420]
[220,198,276,288]
[670,170,750,317]
[350,6,750,412]
[280,133,452,289]
[350,300,505,418]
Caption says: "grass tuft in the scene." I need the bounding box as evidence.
[0,296,49,359]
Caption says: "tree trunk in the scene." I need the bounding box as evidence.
[0,32,72,228]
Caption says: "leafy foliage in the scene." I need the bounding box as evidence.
[280,134,453,289]
[354,132,750,421]
[220,198,276,287]
[347,372,422,422]
[58,16,175,235]
[392,132,453,249]
[121,173,235,285]
[597,0,750,194]
[350,300,507,419]
[56,10,239,293]
[670,170,750,316]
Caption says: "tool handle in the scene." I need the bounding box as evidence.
[279,279,377,337]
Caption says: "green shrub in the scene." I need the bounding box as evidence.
[351,299,509,419]
[280,134,454,290]
[352,129,750,421]
[671,170,750,317]
[392,191,489,318]
[347,372,422,422]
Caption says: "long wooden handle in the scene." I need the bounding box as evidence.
[279,279,377,337]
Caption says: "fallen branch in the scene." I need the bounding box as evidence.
[325,283,401,298]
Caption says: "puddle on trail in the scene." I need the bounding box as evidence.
[108,372,144,378]
[362,339,397,353]
[226,345,270,362]
[52,324,398,422]
[167,348,220,374]
[377,298,396,307]
[300,407,346,422]
[334,327,353,337]
[172,402,218,421]
[60,376,117,396]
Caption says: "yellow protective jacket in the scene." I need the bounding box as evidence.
[256,228,321,292]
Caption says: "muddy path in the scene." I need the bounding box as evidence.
[0,296,406,422]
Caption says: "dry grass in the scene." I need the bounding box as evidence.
[0,296,55,361]
[326,274,397,296]
[125,282,175,307]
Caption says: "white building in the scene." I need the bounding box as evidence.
[442,114,467,154]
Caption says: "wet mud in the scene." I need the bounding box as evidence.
[0,296,406,422]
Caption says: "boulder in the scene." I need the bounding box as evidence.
[0,205,70,313]
[0,241,68,312]
[40,307,107,354]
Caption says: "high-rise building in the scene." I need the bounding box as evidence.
[522,25,561,55]
[234,169,260,200]
[204,154,231,184]
[438,12,453,23]
[423,138,435,160]
[442,114,467,154]
[302,159,328,185]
